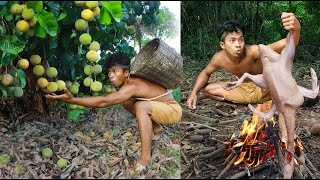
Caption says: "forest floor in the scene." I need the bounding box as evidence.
[0,104,180,179]
[180,58,320,179]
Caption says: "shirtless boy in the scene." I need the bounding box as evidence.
[46,52,182,170]
[187,12,301,143]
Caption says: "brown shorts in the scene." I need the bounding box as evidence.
[149,101,182,125]
[221,82,271,104]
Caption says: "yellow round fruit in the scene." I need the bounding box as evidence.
[28,17,37,27]
[1,74,13,86]
[14,165,26,175]
[42,148,53,158]
[74,1,86,6]
[69,104,78,109]
[11,3,23,15]
[86,50,99,62]
[37,77,48,88]
[20,4,26,11]
[89,41,100,51]
[26,28,35,37]
[111,87,117,93]
[73,81,80,87]
[65,81,72,89]
[105,85,112,93]
[46,67,58,78]
[57,159,68,168]
[90,81,102,92]
[47,82,58,93]
[81,9,94,21]
[93,64,102,74]
[92,6,100,16]
[75,19,88,31]
[33,65,45,76]
[0,154,10,165]
[86,1,99,9]
[56,80,66,91]
[70,85,79,94]
[84,65,93,75]
[13,87,23,97]
[17,59,29,69]
[16,20,29,33]
[22,9,35,21]
[83,77,93,87]
[30,54,41,65]
[79,33,92,45]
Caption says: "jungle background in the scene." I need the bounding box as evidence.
[0,1,180,179]
[181,1,320,179]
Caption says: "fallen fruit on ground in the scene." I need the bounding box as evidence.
[0,154,10,165]
[57,159,68,168]
[42,148,53,158]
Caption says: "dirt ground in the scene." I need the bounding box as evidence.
[180,60,320,179]
[0,105,180,179]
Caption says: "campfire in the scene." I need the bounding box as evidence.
[218,100,315,179]
[181,100,320,179]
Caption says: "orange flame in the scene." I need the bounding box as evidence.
[229,100,304,168]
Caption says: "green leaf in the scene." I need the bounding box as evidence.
[16,69,26,88]
[100,6,111,25]
[0,1,7,5]
[27,1,43,12]
[68,109,83,123]
[35,10,58,36]
[34,23,46,38]
[0,37,25,55]
[1,52,16,65]
[55,101,66,108]
[57,11,67,21]
[101,1,122,22]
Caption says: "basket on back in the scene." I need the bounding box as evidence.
[130,38,183,89]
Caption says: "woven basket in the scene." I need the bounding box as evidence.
[130,38,183,89]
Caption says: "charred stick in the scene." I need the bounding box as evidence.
[216,153,239,179]
[180,120,220,131]
[225,162,271,179]
[182,110,220,124]
[196,145,225,160]
[266,121,285,170]
[188,146,217,156]
[305,155,319,175]
[212,108,232,117]
[219,119,240,125]
[225,152,235,164]
[294,154,317,179]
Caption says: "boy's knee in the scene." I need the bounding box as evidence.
[135,101,152,113]
[203,83,219,96]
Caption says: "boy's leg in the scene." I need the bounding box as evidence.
[134,101,153,166]
[123,99,163,133]
[202,82,226,101]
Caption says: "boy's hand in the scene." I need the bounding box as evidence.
[281,12,300,31]
[45,87,74,103]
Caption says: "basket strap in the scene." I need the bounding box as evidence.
[135,89,173,101]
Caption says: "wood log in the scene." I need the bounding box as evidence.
[180,121,220,131]
[225,162,271,179]
[196,145,225,160]
[188,146,217,156]
[182,110,220,124]
[216,154,239,179]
